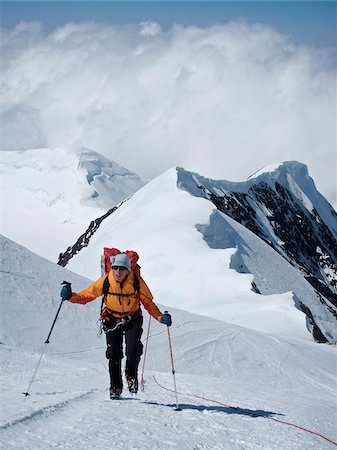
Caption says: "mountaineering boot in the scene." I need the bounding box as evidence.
[127,376,138,394]
[110,387,122,400]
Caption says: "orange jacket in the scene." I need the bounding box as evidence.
[68,270,163,321]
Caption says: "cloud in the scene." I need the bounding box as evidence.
[139,21,162,37]
[0,20,336,204]
[1,103,47,149]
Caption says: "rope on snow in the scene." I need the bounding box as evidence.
[153,376,337,448]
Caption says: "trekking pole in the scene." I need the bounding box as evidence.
[23,281,70,400]
[140,315,152,392]
[164,311,181,411]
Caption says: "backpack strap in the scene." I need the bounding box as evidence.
[101,274,140,311]
[133,274,140,295]
[100,275,110,313]
[103,275,110,299]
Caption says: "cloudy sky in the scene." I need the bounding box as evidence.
[1,1,336,204]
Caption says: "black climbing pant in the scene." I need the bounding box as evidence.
[104,312,143,390]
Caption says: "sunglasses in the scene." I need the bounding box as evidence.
[112,266,129,271]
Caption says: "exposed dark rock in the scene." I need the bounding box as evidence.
[299,302,328,343]
[58,198,129,267]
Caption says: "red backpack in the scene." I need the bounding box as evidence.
[101,247,141,277]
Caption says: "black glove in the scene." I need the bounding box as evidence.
[160,312,172,326]
[60,282,72,300]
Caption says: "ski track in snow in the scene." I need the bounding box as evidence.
[1,358,336,450]
[0,389,98,430]
[1,312,336,450]
[1,387,335,450]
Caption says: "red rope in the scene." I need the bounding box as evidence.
[153,376,337,447]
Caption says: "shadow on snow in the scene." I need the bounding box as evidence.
[144,401,282,419]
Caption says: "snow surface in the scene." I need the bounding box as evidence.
[0,146,144,261]
[66,167,336,341]
[248,162,314,212]
[247,163,284,180]
[1,235,336,450]
[1,153,336,448]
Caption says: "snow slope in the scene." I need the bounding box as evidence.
[65,168,336,342]
[0,234,97,353]
[1,235,336,450]
[0,146,144,261]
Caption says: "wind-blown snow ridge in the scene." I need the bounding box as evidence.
[177,162,337,342]
[247,162,284,180]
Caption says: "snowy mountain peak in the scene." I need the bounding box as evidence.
[246,161,335,227]
[77,147,140,185]
[247,160,308,181]
[0,146,145,260]
[76,146,145,209]
[177,163,337,342]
